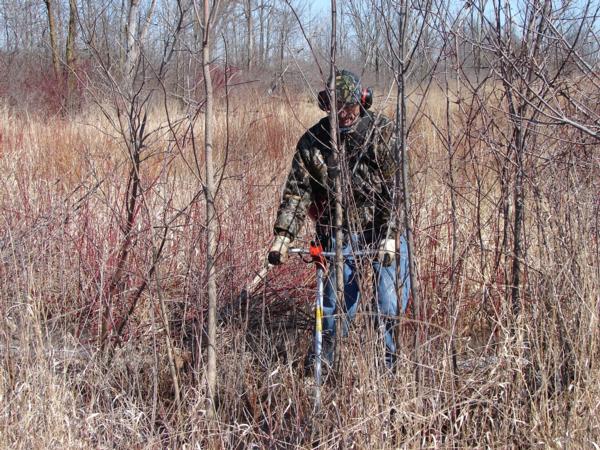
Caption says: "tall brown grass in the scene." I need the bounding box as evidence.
[0,84,598,449]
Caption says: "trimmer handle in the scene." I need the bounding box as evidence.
[289,245,376,259]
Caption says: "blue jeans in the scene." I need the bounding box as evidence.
[319,234,410,367]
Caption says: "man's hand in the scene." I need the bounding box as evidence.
[378,239,395,266]
[268,235,292,265]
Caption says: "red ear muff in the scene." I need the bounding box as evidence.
[361,87,373,110]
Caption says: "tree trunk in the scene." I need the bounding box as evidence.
[258,0,265,66]
[244,0,254,71]
[201,0,219,421]
[124,0,141,89]
[278,23,286,72]
[44,0,61,78]
[328,0,345,373]
[394,0,421,387]
[265,8,273,64]
[510,124,525,317]
[375,49,380,84]
[65,0,77,110]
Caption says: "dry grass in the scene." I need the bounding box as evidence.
[0,83,598,449]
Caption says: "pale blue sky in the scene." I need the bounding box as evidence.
[309,0,331,13]
[315,0,330,10]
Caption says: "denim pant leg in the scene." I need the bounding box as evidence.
[321,243,361,363]
[397,233,411,313]
[372,234,410,366]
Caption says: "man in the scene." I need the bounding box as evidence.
[268,69,410,369]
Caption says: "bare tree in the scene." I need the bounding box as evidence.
[43,0,61,78]
[376,0,432,386]
[453,0,600,320]
[65,0,77,110]
[257,0,273,66]
[123,0,157,89]
[326,0,346,374]
[192,0,222,421]
[74,6,187,407]
[243,0,254,70]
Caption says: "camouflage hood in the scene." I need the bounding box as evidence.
[333,69,362,105]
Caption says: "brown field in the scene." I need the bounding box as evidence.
[0,85,598,448]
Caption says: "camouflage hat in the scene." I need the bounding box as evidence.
[333,69,362,105]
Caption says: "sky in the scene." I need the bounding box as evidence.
[308,0,332,14]
[314,0,330,10]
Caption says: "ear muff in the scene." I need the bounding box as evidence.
[360,87,373,111]
[317,87,374,112]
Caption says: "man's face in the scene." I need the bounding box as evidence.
[337,102,360,128]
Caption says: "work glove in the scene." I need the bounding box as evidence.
[268,235,292,266]
[378,239,396,267]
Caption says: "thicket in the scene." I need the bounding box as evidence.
[0,78,598,447]
[0,0,599,447]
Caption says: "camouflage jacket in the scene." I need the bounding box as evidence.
[274,111,401,243]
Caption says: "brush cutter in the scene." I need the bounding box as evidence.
[303,241,328,409]
[235,241,376,410]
